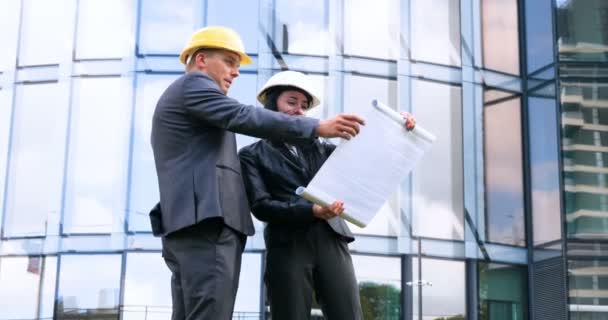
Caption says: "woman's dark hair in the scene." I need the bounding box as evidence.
[263,85,313,111]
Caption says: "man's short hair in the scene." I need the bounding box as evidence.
[186,47,220,70]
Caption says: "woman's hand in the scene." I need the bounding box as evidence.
[401,112,416,131]
[313,201,344,220]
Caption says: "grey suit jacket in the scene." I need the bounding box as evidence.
[151,71,319,237]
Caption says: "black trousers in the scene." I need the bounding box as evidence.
[265,221,363,320]
[162,218,246,320]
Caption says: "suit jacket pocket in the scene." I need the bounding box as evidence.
[149,202,163,236]
[216,165,253,234]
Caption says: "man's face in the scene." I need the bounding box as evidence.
[196,49,241,94]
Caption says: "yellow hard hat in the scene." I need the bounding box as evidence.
[179,26,252,65]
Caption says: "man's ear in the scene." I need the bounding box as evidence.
[195,51,207,67]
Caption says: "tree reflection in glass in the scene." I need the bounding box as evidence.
[479,262,528,320]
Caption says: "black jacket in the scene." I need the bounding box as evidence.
[238,139,355,246]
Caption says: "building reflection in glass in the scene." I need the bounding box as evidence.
[558,0,608,318]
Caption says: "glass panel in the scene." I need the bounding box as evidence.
[0,257,41,319]
[122,252,261,319]
[0,256,58,319]
[479,262,528,320]
[207,0,259,54]
[56,254,121,318]
[344,75,398,236]
[18,0,72,66]
[122,252,172,319]
[64,77,131,234]
[0,256,56,319]
[524,0,554,74]
[229,73,260,150]
[138,0,197,54]
[569,259,608,312]
[528,97,562,246]
[411,0,461,66]
[227,73,257,105]
[306,74,331,119]
[0,0,20,70]
[344,0,399,60]
[557,1,608,62]
[5,83,68,237]
[412,80,464,240]
[128,75,174,232]
[343,75,397,120]
[0,90,11,230]
[304,74,328,120]
[559,2,608,240]
[352,255,401,320]
[234,253,262,316]
[481,0,520,75]
[40,256,58,319]
[75,0,134,59]
[562,80,608,239]
[274,0,328,55]
[413,258,466,320]
[484,91,525,246]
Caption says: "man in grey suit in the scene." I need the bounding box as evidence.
[149,26,365,320]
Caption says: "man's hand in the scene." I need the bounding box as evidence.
[401,112,416,131]
[313,201,344,220]
[316,114,365,140]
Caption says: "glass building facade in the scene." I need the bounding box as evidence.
[557,0,608,319]
[0,0,599,319]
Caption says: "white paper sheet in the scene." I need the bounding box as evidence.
[296,100,436,227]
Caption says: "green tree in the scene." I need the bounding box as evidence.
[358,282,401,320]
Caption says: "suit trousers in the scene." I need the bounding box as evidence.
[162,218,246,320]
[265,221,363,320]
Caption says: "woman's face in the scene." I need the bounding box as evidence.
[276,90,310,116]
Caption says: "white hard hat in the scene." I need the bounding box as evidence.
[257,71,321,109]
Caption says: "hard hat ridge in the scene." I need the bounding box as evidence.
[179,26,252,65]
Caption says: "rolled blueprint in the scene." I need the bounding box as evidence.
[296,99,436,228]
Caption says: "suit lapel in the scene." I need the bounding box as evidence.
[269,141,308,176]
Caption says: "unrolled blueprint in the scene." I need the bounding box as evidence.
[296,100,436,227]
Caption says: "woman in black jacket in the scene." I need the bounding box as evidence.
[238,71,415,320]
[238,71,361,320]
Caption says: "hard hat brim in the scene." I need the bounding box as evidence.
[257,86,321,109]
[179,46,253,66]
[257,71,321,110]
